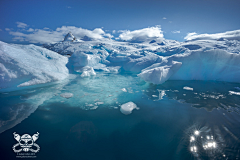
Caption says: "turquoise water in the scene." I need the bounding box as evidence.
[0,73,240,159]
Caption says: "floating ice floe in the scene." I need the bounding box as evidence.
[183,87,193,91]
[120,102,139,115]
[121,88,127,92]
[229,91,240,95]
[158,90,166,100]
[90,106,98,110]
[95,102,104,105]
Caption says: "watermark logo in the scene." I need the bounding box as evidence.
[13,132,40,156]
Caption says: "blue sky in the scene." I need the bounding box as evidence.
[0,0,240,44]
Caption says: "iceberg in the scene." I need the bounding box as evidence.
[43,31,240,85]
[138,61,182,84]
[2,29,240,90]
[0,41,69,91]
[138,49,240,84]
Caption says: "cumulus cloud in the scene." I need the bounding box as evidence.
[118,26,164,43]
[172,30,180,34]
[163,17,167,19]
[7,24,114,44]
[16,22,28,28]
[184,30,240,41]
[27,28,34,32]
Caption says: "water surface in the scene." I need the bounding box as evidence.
[0,73,240,160]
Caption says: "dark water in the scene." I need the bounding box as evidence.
[0,73,240,160]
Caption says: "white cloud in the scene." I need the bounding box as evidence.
[0,29,2,31]
[184,32,197,40]
[172,30,180,34]
[67,6,71,9]
[184,30,240,41]
[16,22,28,28]
[104,33,114,39]
[163,17,167,19]
[112,30,116,34]
[118,26,164,43]
[7,24,114,44]
[27,28,34,32]
[43,27,49,30]
[5,28,11,31]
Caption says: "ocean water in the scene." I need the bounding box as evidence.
[0,73,240,160]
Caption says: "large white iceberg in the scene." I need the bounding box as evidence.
[138,61,182,84]
[40,30,240,85]
[0,41,69,91]
[138,49,240,84]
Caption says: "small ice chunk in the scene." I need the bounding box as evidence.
[229,91,240,95]
[158,90,166,100]
[121,88,127,92]
[152,95,158,97]
[120,102,138,115]
[60,93,73,99]
[80,67,96,77]
[90,106,98,110]
[95,102,104,105]
[183,86,193,91]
